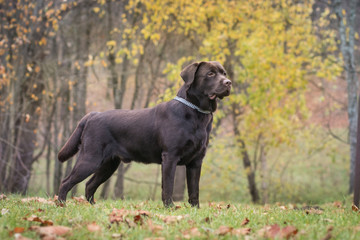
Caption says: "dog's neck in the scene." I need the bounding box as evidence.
[177,85,217,112]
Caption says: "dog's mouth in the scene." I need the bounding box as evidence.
[208,88,231,100]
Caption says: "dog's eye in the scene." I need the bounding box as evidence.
[207,72,215,77]
[223,72,227,76]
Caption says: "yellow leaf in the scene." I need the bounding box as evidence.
[93,7,100,13]
[101,60,108,68]
[106,40,116,47]
[39,37,47,46]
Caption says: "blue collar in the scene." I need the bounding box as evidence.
[174,96,212,114]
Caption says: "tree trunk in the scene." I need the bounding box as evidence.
[232,108,260,203]
[260,143,268,204]
[7,65,45,193]
[173,166,186,201]
[114,163,125,199]
[333,0,358,193]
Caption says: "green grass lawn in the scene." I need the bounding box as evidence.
[1,195,360,239]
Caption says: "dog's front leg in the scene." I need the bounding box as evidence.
[161,152,178,207]
[186,161,202,208]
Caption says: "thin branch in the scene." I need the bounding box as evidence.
[124,176,161,186]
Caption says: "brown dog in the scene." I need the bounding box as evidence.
[57,61,231,207]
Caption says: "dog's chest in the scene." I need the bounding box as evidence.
[177,121,210,164]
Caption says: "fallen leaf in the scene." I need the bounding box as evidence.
[215,226,233,235]
[279,206,287,210]
[147,219,163,233]
[333,201,342,208]
[232,228,251,236]
[109,208,151,224]
[87,222,101,232]
[203,217,211,223]
[258,224,298,239]
[280,226,298,239]
[32,226,71,237]
[241,217,250,226]
[267,224,281,238]
[138,210,151,216]
[352,204,359,212]
[134,215,143,225]
[72,196,89,204]
[9,227,25,236]
[305,208,323,215]
[24,215,53,226]
[164,215,186,224]
[182,227,201,239]
[156,214,188,224]
[24,215,43,223]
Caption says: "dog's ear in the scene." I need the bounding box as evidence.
[180,62,203,85]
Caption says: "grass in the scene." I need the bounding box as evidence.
[1,195,360,239]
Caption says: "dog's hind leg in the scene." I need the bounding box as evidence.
[58,154,100,203]
[85,157,120,204]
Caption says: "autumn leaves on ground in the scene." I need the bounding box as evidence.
[1,195,360,240]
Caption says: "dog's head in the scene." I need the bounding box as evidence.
[179,61,231,112]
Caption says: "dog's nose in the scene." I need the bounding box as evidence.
[223,79,232,86]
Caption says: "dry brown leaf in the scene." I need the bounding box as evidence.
[241,217,250,226]
[24,215,43,223]
[267,224,281,238]
[109,208,151,224]
[147,219,163,233]
[134,214,143,225]
[155,214,188,224]
[32,226,71,237]
[41,220,54,227]
[352,204,359,212]
[203,217,211,223]
[258,224,298,239]
[87,222,101,232]
[182,227,201,239]
[215,226,233,236]
[333,201,342,208]
[9,227,26,236]
[305,208,323,215]
[72,196,89,204]
[232,228,251,236]
[24,215,53,226]
[280,226,298,239]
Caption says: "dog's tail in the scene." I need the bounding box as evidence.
[58,112,97,162]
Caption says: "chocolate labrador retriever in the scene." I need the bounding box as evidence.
[57,61,231,207]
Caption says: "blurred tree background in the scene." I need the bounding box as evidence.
[0,0,359,204]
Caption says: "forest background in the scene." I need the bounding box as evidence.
[0,0,359,205]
